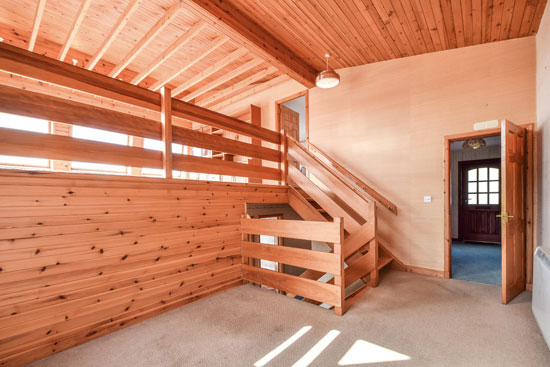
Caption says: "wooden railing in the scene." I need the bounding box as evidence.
[241,217,346,315]
[306,141,398,215]
[0,43,282,183]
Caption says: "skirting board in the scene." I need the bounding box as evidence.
[406,265,445,278]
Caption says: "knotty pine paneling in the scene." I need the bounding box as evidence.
[0,169,287,366]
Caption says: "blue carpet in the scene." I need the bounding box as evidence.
[452,242,501,285]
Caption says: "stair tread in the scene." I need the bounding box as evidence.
[378,254,393,270]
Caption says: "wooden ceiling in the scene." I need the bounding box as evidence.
[228,0,548,70]
[0,0,547,112]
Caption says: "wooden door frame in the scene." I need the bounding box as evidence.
[443,123,535,289]
[275,90,309,141]
[457,157,502,242]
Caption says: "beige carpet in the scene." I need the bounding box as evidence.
[31,270,550,367]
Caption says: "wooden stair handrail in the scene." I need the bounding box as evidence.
[306,141,398,215]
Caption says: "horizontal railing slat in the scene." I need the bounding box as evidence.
[241,264,341,306]
[241,241,340,274]
[173,155,281,180]
[0,84,280,163]
[0,128,162,169]
[240,218,342,243]
[0,42,280,144]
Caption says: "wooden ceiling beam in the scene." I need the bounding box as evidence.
[28,0,47,52]
[171,48,247,97]
[150,36,229,92]
[58,0,92,61]
[86,0,142,71]
[198,66,278,107]
[110,4,181,78]
[130,20,207,85]
[182,0,318,88]
[211,75,289,112]
[182,58,263,102]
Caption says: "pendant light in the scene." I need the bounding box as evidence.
[462,138,487,150]
[315,53,340,89]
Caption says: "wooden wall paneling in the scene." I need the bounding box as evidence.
[0,170,285,365]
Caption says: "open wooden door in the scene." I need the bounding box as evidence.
[279,105,299,141]
[500,120,526,304]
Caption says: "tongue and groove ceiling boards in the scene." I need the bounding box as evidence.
[0,0,547,111]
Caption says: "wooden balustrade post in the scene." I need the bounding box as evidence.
[280,129,288,185]
[333,217,345,316]
[160,86,173,179]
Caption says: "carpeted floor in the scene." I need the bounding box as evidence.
[452,241,501,285]
[31,271,550,367]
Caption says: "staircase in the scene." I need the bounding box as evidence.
[283,134,405,311]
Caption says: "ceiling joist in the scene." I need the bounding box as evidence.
[211,74,290,112]
[28,0,47,52]
[109,3,182,78]
[182,0,318,88]
[182,58,263,102]
[130,20,208,86]
[86,0,142,71]
[150,35,229,91]
[171,48,247,97]
[198,66,278,107]
[58,0,92,61]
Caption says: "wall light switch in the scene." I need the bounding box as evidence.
[424,196,432,203]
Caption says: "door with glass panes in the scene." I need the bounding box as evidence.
[459,158,501,243]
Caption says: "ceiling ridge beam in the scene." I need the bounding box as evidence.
[86,0,143,71]
[182,0,318,88]
[171,47,247,97]
[130,20,207,85]
[182,58,263,102]
[109,3,182,78]
[198,66,278,107]
[58,0,92,61]
[29,0,47,52]
[150,36,229,92]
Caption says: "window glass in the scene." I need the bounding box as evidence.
[489,181,499,193]
[72,125,127,145]
[489,168,499,180]
[478,181,488,193]
[489,193,499,205]
[468,169,477,181]
[72,161,127,173]
[478,167,488,181]
[468,182,477,193]
[468,194,477,205]
[478,194,488,205]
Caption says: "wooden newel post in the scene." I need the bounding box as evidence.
[160,86,173,179]
[333,217,345,316]
[280,129,288,186]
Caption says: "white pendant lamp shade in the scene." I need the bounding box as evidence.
[316,53,340,89]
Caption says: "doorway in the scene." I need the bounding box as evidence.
[452,138,502,286]
[275,91,308,143]
[444,122,535,304]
